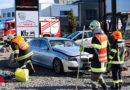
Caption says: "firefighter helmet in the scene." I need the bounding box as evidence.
[113,30,122,40]
[6,34,14,41]
[89,20,101,30]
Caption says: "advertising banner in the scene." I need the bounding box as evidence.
[15,0,39,39]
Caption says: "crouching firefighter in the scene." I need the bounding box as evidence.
[5,34,35,75]
[109,31,126,90]
[81,20,110,90]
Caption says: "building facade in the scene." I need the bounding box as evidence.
[78,0,105,30]
[1,4,78,34]
[54,0,79,4]
[1,7,15,21]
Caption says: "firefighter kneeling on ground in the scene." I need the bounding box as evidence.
[81,20,110,90]
[109,31,126,90]
[5,34,35,75]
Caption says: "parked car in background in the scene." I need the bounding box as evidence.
[67,30,93,47]
[62,34,70,38]
[29,37,92,74]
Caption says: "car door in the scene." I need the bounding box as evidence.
[29,39,42,63]
[38,40,54,68]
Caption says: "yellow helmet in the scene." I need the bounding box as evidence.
[6,34,14,41]
[113,31,122,40]
[89,20,101,30]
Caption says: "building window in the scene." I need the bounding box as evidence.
[60,11,70,16]
[12,12,15,17]
[3,13,6,18]
[7,12,11,17]
[86,9,97,20]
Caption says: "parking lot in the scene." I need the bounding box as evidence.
[0,45,130,90]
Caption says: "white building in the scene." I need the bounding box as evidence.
[1,7,15,21]
[1,3,78,21]
[39,4,78,17]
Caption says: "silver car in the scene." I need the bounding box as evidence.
[29,37,92,74]
[67,30,93,47]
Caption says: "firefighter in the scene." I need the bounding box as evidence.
[109,31,126,90]
[81,20,109,90]
[5,34,35,75]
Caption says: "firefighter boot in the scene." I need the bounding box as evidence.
[111,84,119,90]
[101,83,108,90]
[92,87,98,90]
[27,61,35,75]
[119,83,122,90]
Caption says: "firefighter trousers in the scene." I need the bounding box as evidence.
[18,56,35,75]
[112,64,123,89]
[91,72,107,90]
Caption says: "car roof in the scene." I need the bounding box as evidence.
[33,37,70,41]
[46,37,70,40]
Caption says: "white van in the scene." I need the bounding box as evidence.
[67,30,93,47]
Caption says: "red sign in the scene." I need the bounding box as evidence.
[0,76,6,87]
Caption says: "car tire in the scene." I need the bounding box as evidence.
[53,59,64,74]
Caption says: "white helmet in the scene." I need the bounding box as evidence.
[89,20,101,30]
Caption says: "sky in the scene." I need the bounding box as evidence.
[0,0,14,9]
[0,0,130,13]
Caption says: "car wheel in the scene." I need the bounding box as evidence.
[53,59,63,74]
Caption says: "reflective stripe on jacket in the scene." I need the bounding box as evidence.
[11,36,33,61]
[93,33,108,63]
[109,39,125,64]
[11,36,29,50]
[18,51,33,61]
[91,62,106,73]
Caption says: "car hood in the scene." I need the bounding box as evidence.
[53,46,89,57]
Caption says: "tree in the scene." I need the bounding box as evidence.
[67,9,77,33]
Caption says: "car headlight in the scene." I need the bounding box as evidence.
[62,56,77,61]
[68,57,77,61]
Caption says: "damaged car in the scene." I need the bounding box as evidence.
[29,37,92,74]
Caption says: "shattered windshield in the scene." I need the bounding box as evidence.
[50,40,78,48]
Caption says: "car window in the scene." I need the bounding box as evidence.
[88,32,93,37]
[30,40,41,47]
[75,33,87,40]
[29,40,33,46]
[67,32,79,39]
[40,40,48,49]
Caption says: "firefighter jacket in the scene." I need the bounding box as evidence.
[11,36,33,61]
[84,30,109,73]
[109,39,126,65]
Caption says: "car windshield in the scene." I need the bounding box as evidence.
[0,22,6,30]
[50,40,78,48]
[67,32,79,39]
[62,34,69,38]
[7,23,15,30]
